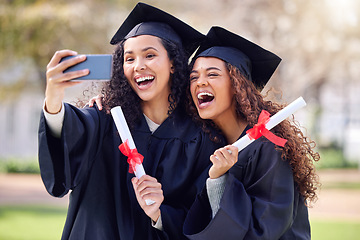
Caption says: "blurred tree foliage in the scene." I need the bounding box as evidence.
[0,0,183,94]
[0,0,148,103]
[0,0,112,68]
[0,0,138,80]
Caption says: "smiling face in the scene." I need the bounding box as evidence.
[190,57,236,123]
[123,35,174,105]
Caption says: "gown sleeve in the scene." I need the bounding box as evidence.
[184,139,298,239]
[38,103,107,198]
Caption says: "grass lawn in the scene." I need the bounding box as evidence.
[1,205,360,239]
[311,218,360,240]
[0,205,66,240]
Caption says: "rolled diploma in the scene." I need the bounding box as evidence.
[232,97,307,151]
[111,106,155,205]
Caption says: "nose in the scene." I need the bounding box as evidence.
[134,58,146,72]
[196,75,208,87]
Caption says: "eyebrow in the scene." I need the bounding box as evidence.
[124,46,159,55]
[190,66,222,74]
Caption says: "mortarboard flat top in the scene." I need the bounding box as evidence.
[110,2,205,58]
[193,26,281,89]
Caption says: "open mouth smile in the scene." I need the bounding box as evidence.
[197,92,214,107]
[135,75,155,86]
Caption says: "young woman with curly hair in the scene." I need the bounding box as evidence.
[102,37,190,127]
[38,3,223,240]
[183,27,320,240]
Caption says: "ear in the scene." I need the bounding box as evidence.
[170,62,175,74]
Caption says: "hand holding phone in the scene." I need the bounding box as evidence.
[61,54,113,81]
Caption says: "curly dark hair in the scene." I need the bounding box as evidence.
[101,37,189,128]
[187,62,320,205]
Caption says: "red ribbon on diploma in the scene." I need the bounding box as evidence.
[119,140,144,173]
[246,110,287,147]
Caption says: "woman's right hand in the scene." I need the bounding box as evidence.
[45,50,89,113]
[208,145,239,179]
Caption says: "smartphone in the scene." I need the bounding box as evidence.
[61,54,113,81]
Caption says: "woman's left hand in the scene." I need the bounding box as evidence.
[87,94,104,110]
[131,175,164,222]
[209,145,238,179]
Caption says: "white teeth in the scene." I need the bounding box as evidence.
[197,92,214,99]
[136,76,154,83]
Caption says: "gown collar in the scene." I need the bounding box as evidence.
[143,114,160,133]
[134,107,198,140]
[238,125,252,140]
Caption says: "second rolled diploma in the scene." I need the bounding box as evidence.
[111,106,155,205]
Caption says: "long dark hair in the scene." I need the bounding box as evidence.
[187,62,320,205]
[102,37,189,128]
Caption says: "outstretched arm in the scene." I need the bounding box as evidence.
[45,50,89,113]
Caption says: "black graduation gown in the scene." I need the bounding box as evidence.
[184,127,311,239]
[38,103,223,240]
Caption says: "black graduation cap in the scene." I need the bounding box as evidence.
[193,26,281,89]
[110,2,205,58]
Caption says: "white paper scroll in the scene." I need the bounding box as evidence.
[232,96,307,151]
[111,106,155,205]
